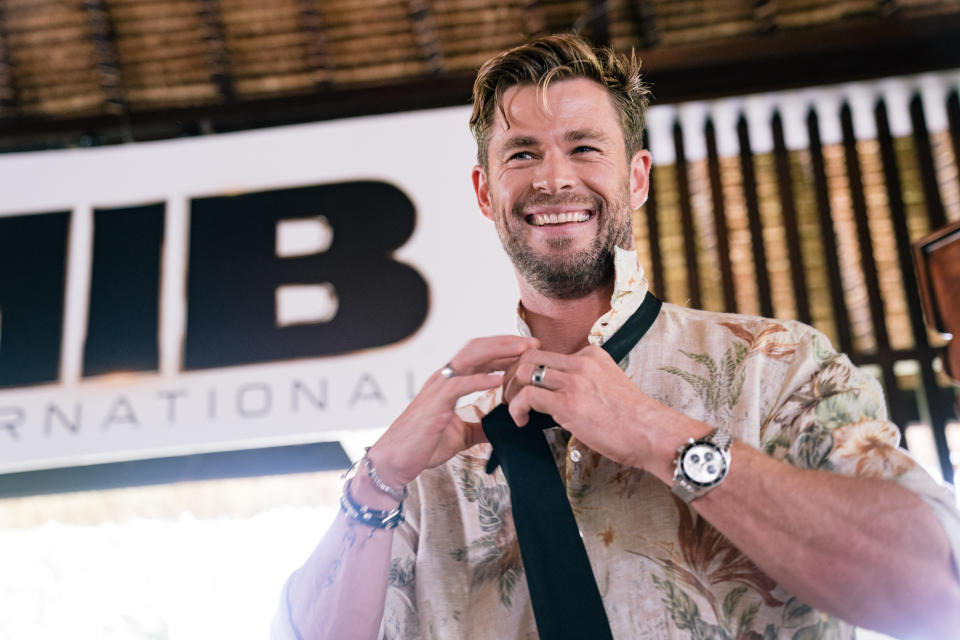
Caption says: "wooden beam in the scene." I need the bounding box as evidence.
[876,0,899,19]
[521,0,548,38]
[588,0,609,47]
[672,120,702,309]
[296,0,333,88]
[196,0,235,103]
[771,111,812,325]
[630,0,659,48]
[704,118,738,314]
[806,108,855,356]
[83,0,128,119]
[640,13,960,103]
[737,115,774,318]
[408,0,446,75]
[752,0,778,34]
[0,0,18,118]
[3,13,960,151]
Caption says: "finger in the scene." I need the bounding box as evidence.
[448,336,539,375]
[504,363,572,404]
[441,371,504,399]
[508,385,556,426]
[502,349,577,399]
[577,343,615,364]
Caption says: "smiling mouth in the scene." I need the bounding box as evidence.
[525,211,594,226]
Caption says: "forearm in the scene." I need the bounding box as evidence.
[286,474,400,640]
[675,440,960,637]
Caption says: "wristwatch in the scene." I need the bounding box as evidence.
[671,428,732,503]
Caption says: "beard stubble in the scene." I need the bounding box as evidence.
[493,188,633,299]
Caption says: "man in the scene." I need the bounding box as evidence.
[275,34,960,639]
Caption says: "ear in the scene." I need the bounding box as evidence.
[472,164,495,221]
[629,149,652,210]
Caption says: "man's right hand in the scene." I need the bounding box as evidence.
[365,335,539,488]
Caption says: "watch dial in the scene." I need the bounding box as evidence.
[682,443,725,485]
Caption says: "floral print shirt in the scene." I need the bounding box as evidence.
[377,248,960,640]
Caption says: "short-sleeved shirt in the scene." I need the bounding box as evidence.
[377,248,960,639]
[272,248,960,640]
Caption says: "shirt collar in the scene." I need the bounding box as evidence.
[514,247,650,346]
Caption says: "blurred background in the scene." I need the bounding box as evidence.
[1,0,960,637]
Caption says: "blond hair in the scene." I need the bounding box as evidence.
[470,33,650,169]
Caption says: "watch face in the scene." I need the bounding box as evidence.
[682,443,726,486]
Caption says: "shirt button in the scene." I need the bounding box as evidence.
[570,449,582,463]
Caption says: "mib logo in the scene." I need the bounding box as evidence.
[0,181,429,389]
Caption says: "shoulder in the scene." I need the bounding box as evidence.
[649,302,828,365]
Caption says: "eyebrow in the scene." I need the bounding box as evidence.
[565,128,612,144]
[499,129,612,153]
[500,135,540,153]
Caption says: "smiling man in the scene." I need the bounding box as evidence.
[274,35,960,639]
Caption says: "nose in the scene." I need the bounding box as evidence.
[532,153,576,193]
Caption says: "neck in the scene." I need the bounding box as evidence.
[517,276,614,354]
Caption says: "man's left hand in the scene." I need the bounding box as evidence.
[503,346,709,475]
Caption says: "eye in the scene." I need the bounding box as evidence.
[508,150,534,161]
[573,145,599,154]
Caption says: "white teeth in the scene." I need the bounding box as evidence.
[530,212,591,226]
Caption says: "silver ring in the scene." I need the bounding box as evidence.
[531,364,548,387]
[440,363,457,379]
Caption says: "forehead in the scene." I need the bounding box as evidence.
[489,78,623,146]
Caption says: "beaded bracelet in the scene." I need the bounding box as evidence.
[362,448,408,502]
[341,447,409,503]
[339,479,405,536]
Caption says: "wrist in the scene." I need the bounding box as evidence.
[646,410,715,484]
[366,444,417,488]
[349,471,403,510]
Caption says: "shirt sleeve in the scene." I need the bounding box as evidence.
[761,327,960,576]
[269,572,300,640]
[380,477,422,640]
[269,484,424,640]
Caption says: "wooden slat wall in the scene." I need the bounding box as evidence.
[638,74,960,482]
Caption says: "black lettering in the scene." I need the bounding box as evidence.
[184,182,429,369]
[237,383,271,417]
[102,396,139,429]
[83,204,164,377]
[45,403,81,435]
[292,379,326,412]
[349,373,386,406]
[0,211,70,388]
[0,407,24,440]
[157,389,188,423]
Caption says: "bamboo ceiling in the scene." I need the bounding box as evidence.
[1,0,960,145]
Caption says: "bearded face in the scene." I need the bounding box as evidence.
[490,184,633,299]
[474,79,646,299]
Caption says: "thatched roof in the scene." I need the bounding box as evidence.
[1,0,960,148]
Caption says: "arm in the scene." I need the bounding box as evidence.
[281,336,538,640]
[505,345,960,639]
[690,441,960,639]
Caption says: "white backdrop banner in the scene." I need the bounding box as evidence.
[0,106,520,473]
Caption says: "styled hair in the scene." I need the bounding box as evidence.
[470,33,651,169]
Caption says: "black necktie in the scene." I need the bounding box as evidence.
[481,294,662,640]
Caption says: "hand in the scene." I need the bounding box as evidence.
[503,345,709,474]
[368,336,539,487]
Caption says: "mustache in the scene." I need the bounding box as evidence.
[513,192,604,215]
